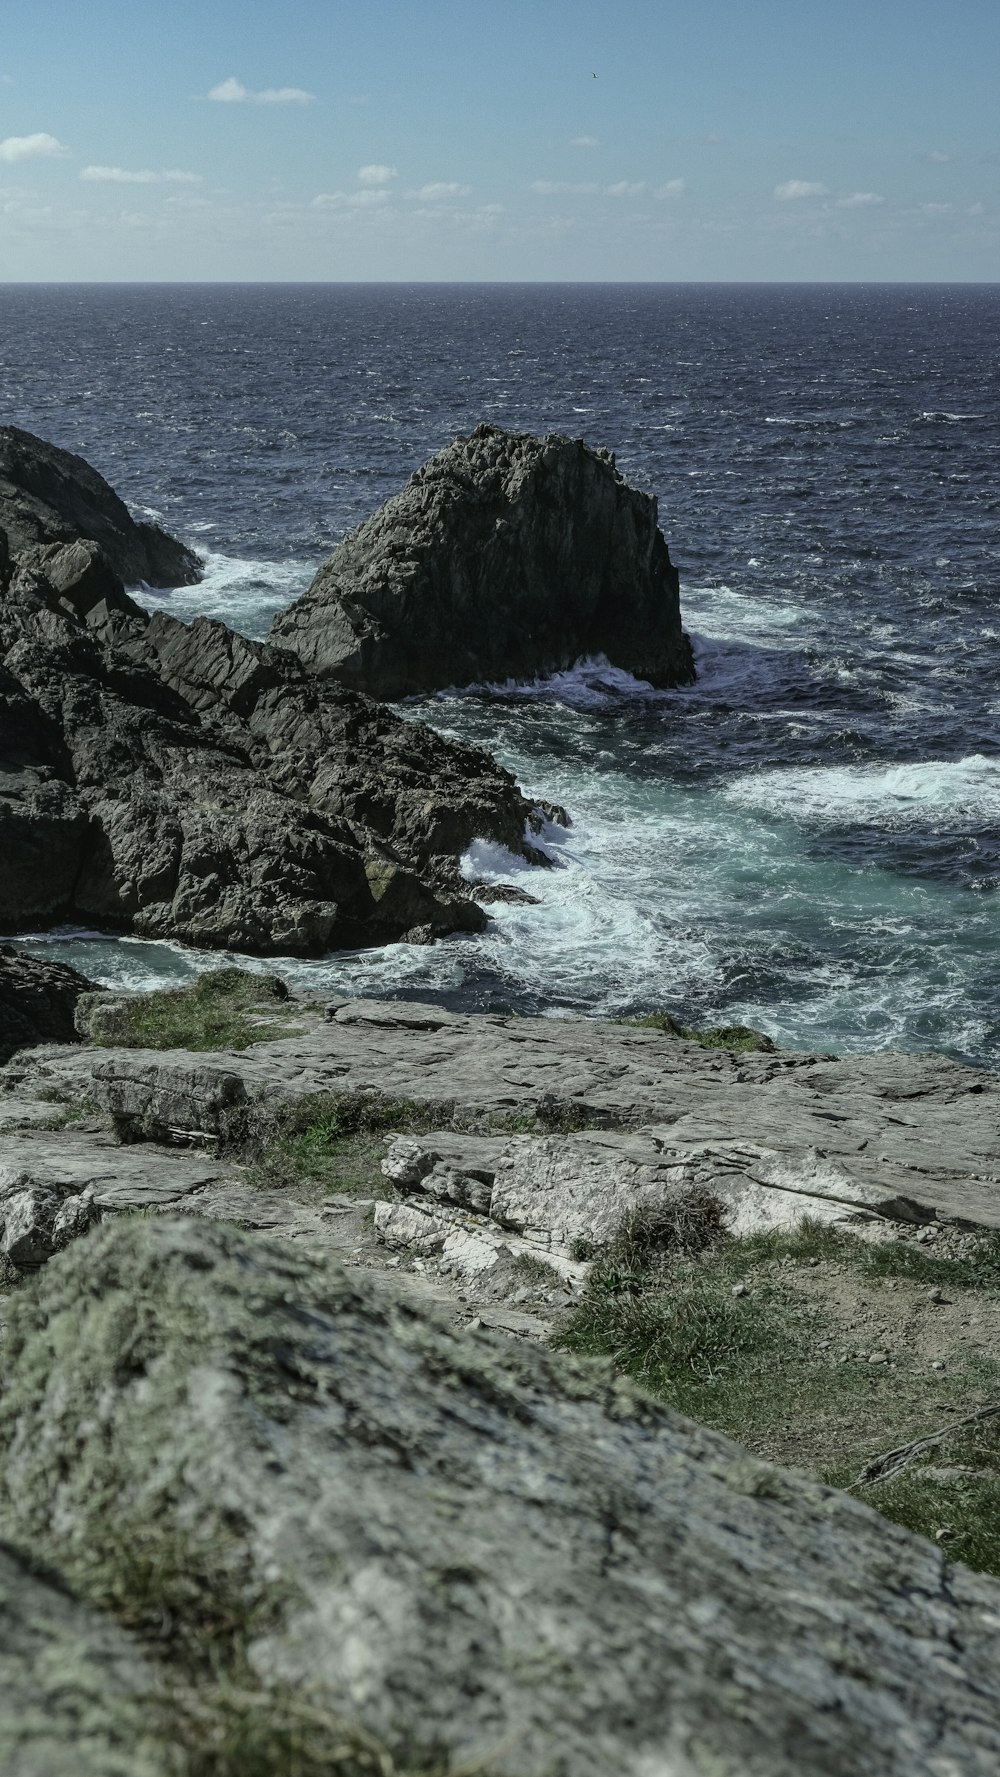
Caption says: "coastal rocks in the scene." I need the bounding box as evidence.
[0,1541,159,1777]
[0,948,97,1067]
[270,423,696,696]
[0,544,542,953]
[3,1216,1000,1776]
[0,426,201,588]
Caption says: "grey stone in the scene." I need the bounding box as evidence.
[0,945,96,1067]
[0,424,200,588]
[0,1541,161,1777]
[4,1217,1000,1776]
[270,424,695,696]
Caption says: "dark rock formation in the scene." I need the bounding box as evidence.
[0,541,545,955]
[0,947,97,1067]
[0,426,201,587]
[270,423,696,696]
[3,1215,1000,1777]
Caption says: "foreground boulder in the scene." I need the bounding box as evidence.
[0,947,97,1068]
[0,543,544,953]
[2,1216,999,1776]
[271,423,696,695]
[0,426,201,588]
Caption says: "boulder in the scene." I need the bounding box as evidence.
[0,553,543,953]
[270,423,696,695]
[0,947,97,1067]
[0,426,200,587]
[3,1216,1000,1776]
[0,1541,160,1777]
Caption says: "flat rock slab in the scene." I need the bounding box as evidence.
[0,1129,224,1209]
[12,999,1000,1232]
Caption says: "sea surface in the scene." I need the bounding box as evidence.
[3,283,1000,1064]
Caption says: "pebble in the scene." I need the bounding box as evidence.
[468,1317,483,1331]
[731,1283,748,1298]
[928,1287,943,1304]
[868,1352,889,1365]
[931,1361,946,1371]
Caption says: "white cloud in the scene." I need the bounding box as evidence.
[530,179,653,199]
[774,179,829,200]
[81,166,202,185]
[357,163,396,186]
[311,188,391,210]
[416,181,471,201]
[836,191,884,207]
[208,76,314,105]
[0,132,66,164]
[656,179,686,197]
[967,201,986,216]
[927,150,951,164]
[570,135,600,148]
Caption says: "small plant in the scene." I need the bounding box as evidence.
[242,1091,451,1198]
[88,969,298,1053]
[511,1252,560,1286]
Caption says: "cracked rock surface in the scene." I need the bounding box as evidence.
[4,1214,1000,1777]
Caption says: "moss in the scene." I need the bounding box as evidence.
[617,1011,776,1053]
[88,969,299,1053]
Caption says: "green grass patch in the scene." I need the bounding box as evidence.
[88,969,299,1053]
[555,1204,1000,1577]
[245,1092,450,1198]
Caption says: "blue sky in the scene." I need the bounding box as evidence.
[1,0,998,280]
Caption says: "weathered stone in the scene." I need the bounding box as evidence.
[0,1541,160,1777]
[4,1217,1000,1777]
[0,946,97,1066]
[0,558,544,949]
[270,424,695,696]
[0,1185,60,1267]
[0,426,200,587]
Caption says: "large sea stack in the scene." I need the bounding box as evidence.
[0,426,201,588]
[270,423,696,696]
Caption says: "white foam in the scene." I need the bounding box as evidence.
[132,551,315,639]
[725,755,1000,828]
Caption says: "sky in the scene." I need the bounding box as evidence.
[0,0,998,282]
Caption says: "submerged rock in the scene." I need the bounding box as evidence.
[271,423,696,695]
[0,426,201,588]
[2,1215,1000,1776]
[0,543,542,953]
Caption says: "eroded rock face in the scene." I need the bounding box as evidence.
[271,423,696,695]
[3,1216,1000,1777]
[0,426,201,588]
[0,546,541,953]
[0,947,97,1068]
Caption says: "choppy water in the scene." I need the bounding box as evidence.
[4,283,999,1062]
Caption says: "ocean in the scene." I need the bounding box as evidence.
[4,282,999,1064]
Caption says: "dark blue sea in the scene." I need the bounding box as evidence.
[4,283,1000,1063]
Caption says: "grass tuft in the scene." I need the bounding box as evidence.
[88,969,298,1053]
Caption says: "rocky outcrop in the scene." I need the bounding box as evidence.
[13,995,1000,1257]
[0,542,547,954]
[2,1215,1000,1777]
[270,423,696,696]
[0,948,97,1068]
[0,426,201,587]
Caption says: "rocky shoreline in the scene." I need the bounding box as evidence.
[1,978,1000,1771]
[5,425,1000,1771]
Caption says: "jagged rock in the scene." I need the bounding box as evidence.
[0,426,200,588]
[3,1216,1000,1776]
[270,424,696,695]
[0,550,545,953]
[0,947,97,1067]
